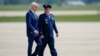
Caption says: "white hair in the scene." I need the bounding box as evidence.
[31,2,38,7]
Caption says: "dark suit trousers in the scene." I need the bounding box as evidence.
[27,35,42,56]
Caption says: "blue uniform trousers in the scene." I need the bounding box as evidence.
[39,37,57,56]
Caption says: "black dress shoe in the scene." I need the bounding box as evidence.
[31,53,36,56]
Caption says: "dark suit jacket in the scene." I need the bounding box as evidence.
[26,10,39,37]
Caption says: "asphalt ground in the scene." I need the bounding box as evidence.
[0,22,100,56]
[0,10,100,16]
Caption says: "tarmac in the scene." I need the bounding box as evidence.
[0,22,100,56]
[0,10,100,16]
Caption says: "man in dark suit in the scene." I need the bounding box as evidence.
[38,4,59,56]
[26,2,42,56]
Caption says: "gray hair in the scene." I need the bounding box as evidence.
[31,2,38,7]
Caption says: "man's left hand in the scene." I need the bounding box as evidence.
[56,33,59,37]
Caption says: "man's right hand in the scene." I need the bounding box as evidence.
[33,30,39,35]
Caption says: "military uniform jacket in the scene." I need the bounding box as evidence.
[38,13,58,37]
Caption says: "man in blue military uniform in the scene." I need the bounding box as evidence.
[26,2,42,56]
[38,4,59,56]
